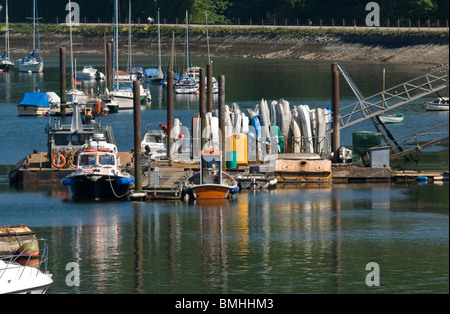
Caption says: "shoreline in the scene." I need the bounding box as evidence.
[4,30,449,66]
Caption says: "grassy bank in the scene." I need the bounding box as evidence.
[2,22,449,39]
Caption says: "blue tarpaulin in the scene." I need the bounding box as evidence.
[18,92,50,108]
[144,68,159,77]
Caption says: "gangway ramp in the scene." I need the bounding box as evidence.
[332,64,449,130]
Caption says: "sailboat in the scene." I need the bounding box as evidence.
[0,0,14,71]
[109,0,150,109]
[175,11,199,94]
[18,0,44,73]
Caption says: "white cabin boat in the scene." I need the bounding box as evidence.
[423,97,449,111]
[75,66,105,80]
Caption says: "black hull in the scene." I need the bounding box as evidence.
[68,175,131,200]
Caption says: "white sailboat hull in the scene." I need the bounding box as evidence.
[19,60,44,73]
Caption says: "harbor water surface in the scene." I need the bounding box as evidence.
[0,58,448,294]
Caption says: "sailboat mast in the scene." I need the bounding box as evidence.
[69,0,74,89]
[33,0,36,53]
[114,0,119,88]
[185,10,189,70]
[206,10,210,65]
[5,0,9,57]
[157,9,161,73]
[128,0,132,78]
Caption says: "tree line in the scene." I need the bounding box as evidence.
[4,0,449,26]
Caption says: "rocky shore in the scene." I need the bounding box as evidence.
[5,31,449,66]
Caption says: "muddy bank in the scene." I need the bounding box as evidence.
[5,32,449,66]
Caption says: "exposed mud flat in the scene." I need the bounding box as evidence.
[5,32,449,66]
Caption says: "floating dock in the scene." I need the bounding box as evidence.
[9,151,448,201]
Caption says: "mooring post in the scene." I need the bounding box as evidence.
[331,63,341,163]
[199,68,207,149]
[133,80,142,192]
[218,75,226,171]
[167,70,174,159]
[207,63,213,113]
[59,47,66,114]
[106,42,113,88]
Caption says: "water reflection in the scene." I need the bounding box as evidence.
[2,181,444,294]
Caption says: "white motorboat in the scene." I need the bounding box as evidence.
[61,133,134,200]
[75,66,105,80]
[141,126,167,159]
[423,97,449,111]
[0,239,53,294]
[109,85,134,109]
[18,0,43,73]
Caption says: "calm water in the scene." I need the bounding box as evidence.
[0,57,448,294]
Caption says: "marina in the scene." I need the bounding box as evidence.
[0,38,448,294]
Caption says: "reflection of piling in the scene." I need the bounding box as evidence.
[207,63,213,113]
[199,68,207,149]
[59,47,66,113]
[331,63,340,162]
[133,80,142,192]
[218,75,226,171]
[167,71,174,159]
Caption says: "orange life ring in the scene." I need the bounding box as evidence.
[52,154,66,168]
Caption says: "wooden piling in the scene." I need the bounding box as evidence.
[207,63,213,113]
[199,68,207,149]
[106,42,113,88]
[59,47,66,113]
[167,70,174,159]
[133,80,142,192]
[331,63,340,162]
[218,75,226,171]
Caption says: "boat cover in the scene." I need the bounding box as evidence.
[18,92,50,108]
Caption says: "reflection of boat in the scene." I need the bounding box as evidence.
[423,97,449,111]
[75,66,105,80]
[184,148,239,200]
[61,133,134,200]
[0,238,53,294]
[141,126,167,159]
[17,92,51,116]
[378,113,404,124]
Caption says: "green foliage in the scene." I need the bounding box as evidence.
[3,0,449,25]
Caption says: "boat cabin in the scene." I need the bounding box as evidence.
[200,148,223,185]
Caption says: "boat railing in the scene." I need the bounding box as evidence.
[0,238,50,279]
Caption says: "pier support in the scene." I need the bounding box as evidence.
[331,63,341,163]
[218,75,226,171]
[167,71,174,159]
[59,47,66,114]
[106,42,113,88]
[199,68,207,149]
[133,80,142,192]
[207,64,213,113]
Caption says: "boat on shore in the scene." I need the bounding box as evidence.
[423,97,449,111]
[378,113,404,124]
[61,133,134,200]
[184,147,239,200]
